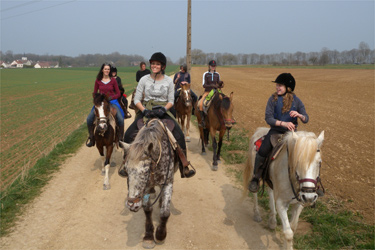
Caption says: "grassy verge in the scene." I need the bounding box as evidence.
[198,122,374,249]
[0,123,87,236]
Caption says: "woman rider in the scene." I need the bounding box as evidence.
[121,52,195,178]
[248,73,309,193]
[198,60,222,127]
[86,63,124,147]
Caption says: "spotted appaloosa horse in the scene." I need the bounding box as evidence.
[93,93,118,190]
[120,119,179,249]
[175,83,193,142]
[243,127,325,250]
[195,91,235,170]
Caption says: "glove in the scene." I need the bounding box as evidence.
[154,107,167,118]
[142,109,152,118]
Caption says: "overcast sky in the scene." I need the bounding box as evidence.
[1,0,374,62]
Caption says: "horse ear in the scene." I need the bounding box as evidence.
[230,92,233,101]
[317,131,324,147]
[147,143,153,153]
[120,141,130,152]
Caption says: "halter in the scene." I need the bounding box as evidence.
[287,147,323,203]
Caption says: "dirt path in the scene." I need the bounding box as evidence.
[1,104,283,249]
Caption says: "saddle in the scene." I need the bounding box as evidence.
[255,134,285,190]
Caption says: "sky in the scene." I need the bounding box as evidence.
[1,0,374,62]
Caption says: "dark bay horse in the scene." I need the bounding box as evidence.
[175,83,193,142]
[119,119,179,249]
[195,91,234,170]
[93,93,118,190]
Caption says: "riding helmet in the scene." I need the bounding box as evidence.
[208,60,217,66]
[149,52,167,66]
[111,66,117,73]
[272,73,295,92]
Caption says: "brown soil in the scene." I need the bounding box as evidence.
[191,67,374,224]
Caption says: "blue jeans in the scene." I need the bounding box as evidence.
[87,105,124,127]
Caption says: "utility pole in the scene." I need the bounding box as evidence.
[186,0,191,72]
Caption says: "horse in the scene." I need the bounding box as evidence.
[175,83,193,142]
[243,127,325,250]
[195,91,234,170]
[119,119,179,249]
[93,93,119,190]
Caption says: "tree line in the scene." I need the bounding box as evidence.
[1,41,373,67]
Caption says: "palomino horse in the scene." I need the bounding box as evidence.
[175,83,193,142]
[243,127,324,250]
[93,93,118,190]
[195,91,234,170]
[120,119,179,249]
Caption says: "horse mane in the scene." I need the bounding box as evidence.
[283,131,319,176]
[94,93,106,106]
[128,120,165,165]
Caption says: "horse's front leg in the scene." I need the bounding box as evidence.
[155,183,172,244]
[267,187,277,229]
[186,113,191,141]
[276,199,294,250]
[216,129,225,162]
[253,193,262,223]
[142,205,155,249]
[290,203,304,232]
[103,145,113,190]
[199,127,206,155]
[210,130,218,170]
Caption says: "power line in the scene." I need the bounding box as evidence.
[1,0,77,21]
[1,0,43,12]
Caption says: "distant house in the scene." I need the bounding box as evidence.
[34,61,59,68]
[0,61,10,68]
[10,60,24,68]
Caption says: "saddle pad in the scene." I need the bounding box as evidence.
[137,118,175,132]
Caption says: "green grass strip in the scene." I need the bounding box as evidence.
[0,123,87,236]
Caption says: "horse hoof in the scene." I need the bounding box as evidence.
[103,184,111,190]
[155,239,165,245]
[201,152,206,155]
[253,214,262,223]
[101,171,105,176]
[142,240,156,249]
[212,165,218,171]
[185,136,190,142]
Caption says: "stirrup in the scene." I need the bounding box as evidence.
[118,167,128,178]
[182,166,196,178]
[86,137,95,147]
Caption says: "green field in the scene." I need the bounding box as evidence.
[0,65,179,190]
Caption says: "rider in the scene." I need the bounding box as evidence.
[121,52,196,178]
[86,63,125,147]
[173,64,198,115]
[248,73,309,193]
[198,60,222,127]
[136,61,151,82]
[111,65,131,119]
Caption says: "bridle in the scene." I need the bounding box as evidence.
[288,147,325,203]
[125,120,173,209]
[94,102,110,136]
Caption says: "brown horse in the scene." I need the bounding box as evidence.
[175,83,193,142]
[195,91,234,170]
[93,93,117,190]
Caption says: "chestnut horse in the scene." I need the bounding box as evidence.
[195,91,234,170]
[93,93,118,190]
[243,127,325,250]
[175,83,193,142]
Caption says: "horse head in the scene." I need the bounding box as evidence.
[93,93,110,133]
[119,120,165,212]
[219,92,234,129]
[286,130,325,205]
[180,83,192,107]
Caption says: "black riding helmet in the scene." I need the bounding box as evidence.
[272,73,295,92]
[208,60,216,66]
[110,66,117,76]
[149,52,167,66]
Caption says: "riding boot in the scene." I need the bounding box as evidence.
[177,148,195,178]
[86,124,95,147]
[199,111,206,127]
[248,154,266,193]
[118,124,124,142]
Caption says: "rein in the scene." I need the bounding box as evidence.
[287,147,321,203]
